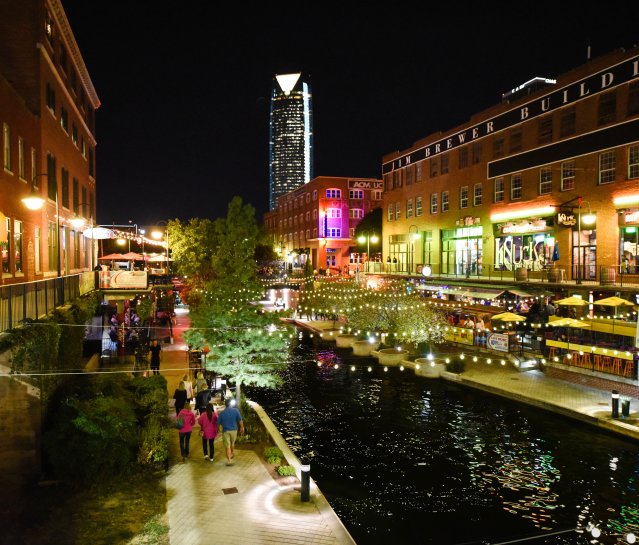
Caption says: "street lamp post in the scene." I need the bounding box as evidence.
[576,197,595,285]
[408,225,420,274]
[357,231,379,272]
[22,172,62,304]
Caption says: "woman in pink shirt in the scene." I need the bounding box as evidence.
[198,404,218,462]
[177,404,196,462]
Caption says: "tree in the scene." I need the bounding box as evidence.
[354,207,382,238]
[167,218,216,288]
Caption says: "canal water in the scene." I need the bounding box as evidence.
[247,335,639,545]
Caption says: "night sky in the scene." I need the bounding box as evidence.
[61,2,639,227]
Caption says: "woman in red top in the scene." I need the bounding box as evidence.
[177,404,196,462]
[198,404,218,462]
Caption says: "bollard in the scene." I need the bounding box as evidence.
[621,397,631,418]
[611,390,620,418]
[300,458,310,502]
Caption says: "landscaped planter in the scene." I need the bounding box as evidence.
[352,340,379,356]
[376,347,410,366]
[414,358,446,378]
[335,334,358,348]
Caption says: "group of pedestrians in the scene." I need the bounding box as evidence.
[172,372,244,464]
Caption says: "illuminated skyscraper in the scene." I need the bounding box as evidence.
[269,72,313,211]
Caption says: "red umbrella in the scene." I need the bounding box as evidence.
[121,252,145,260]
[98,253,126,260]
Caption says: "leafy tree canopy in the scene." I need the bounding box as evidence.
[167,218,216,287]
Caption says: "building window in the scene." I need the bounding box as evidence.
[387,204,393,221]
[73,177,79,211]
[326,189,341,199]
[73,231,80,269]
[494,177,504,202]
[493,138,504,158]
[406,199,413,218]
[306,229,310,239]
[458,147,468,169]
[373,190,382,200]
[597,90,617,126]
[312,208,318,220]
[416,161,423,182]
[61,168,69,208]
[47,153,56,201]
[89,148,95,177]
[406,165,415,185]
[430,158,438,178]
[395,202,401,220]
[31,147,36,183]
[327,208,341,218]
[46,83,56,114]
[2,217,10,273]
[35,226,41,273]
[472,143,482,164]
[305,211,310,222]
[473,183,483,206]
[509,129,522,153]
[628,81,639,117]
[313,190,317,201]
[327,228,341,237]
[539,167,552,195]
[629,145,639,179]
[349,189,363,199]
[441,154,449,174]
[460,186,469,209]
[442,191,449,212]
[430,193,438,214]
[72,124,78,146]
[3,123,10,171]
[559,106,576,137]
[511,174,522,200]
[44,10,53,40]
[538,116,553,144]
[350,209,364,219]
[561,161,575,191]
[598,150,616,184]
[18,138,25,179]
[60,107,69,132]
[305,193,310,203]
[416,196,422,217]
[393,170,402,188]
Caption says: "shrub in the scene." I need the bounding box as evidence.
[266,455,282,465]
[139,415,171,467]
[276,465,296,477]
[263,446,282,459]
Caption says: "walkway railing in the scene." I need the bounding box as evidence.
[0,274,90,333]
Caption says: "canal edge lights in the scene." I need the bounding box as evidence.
[585,522,636,543]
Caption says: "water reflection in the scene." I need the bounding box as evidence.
[247,335,639,545]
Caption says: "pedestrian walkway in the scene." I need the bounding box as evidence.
[294,317,639,442]
[161,306,356,545]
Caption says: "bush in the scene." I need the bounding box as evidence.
[139,415,171,466]
[276,465,296,477]
[445,359,466,374]
[266,455,282,465]
[263,446,282,459]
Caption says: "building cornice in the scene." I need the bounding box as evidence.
[48,0,100,109]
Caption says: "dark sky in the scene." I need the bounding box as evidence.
[61,2,639,227]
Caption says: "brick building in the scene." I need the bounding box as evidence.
[0,0,99,285]
[264,176,383,274]
[382,47,639,286]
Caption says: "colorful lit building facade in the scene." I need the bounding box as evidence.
[268,72,313,211]
[0,0,99,285]
[264,176,383,273]
[382,47,639,284]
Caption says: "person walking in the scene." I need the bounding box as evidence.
[218,398,244,466]
[149,339,162,375]
[198,404,218,462]
[173,381,188,416]
[195,371,208,394]
[176,403,196,462]
[182,373,194,403]
[195,382,212,415]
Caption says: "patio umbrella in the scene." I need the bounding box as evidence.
[98,253,126,260]
[555,296,588,306]
[491,312,527,325]
[121,251,145,261]
[547,317,590,352]
[593,296,635,335]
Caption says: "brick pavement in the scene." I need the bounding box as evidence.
[162,307,356,545]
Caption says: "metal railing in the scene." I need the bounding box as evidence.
[372,263,639,288]
[0,274,85,333]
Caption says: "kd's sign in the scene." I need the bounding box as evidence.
[557,212,576,227]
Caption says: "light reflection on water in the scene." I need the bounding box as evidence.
[247,336,639,545]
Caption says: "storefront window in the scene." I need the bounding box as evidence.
[572,229,596,280]
[14,220,22,273]
[495,233,549,271]
[441,227,483,275]
[620,226,638,273]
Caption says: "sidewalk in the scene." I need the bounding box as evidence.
[161,307,356,545]
[294,317,639,442]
